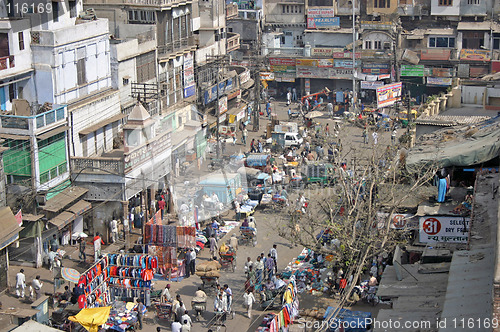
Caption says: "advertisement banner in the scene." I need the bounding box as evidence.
[203,78,234,105]
[427,77,452,86]
[296,67,352,79]
[390,213,415,230]
[269,58,296,66]
[332,52,361,59]
[307,17,340,29]
[334,59,361,68]
[360,21,393,30]
[376,82,402,108]
[260,72,275,80]
[460,49,490,61]
[183,53,195,98]
[419,216,470,243]
[307,8,334,17]
[400,65,425,77]
[318,59,334,68]
[239,70,251,84]
[270,65,296,73]
[296,59,319,67]
[432,67,453,77]
[311,48,335,57]
[219,96,228,116]
[361,81,384,90]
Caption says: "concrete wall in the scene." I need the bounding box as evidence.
[461,85,485,105]
[0,19,33,82]
[431,0,460,16]
[304,31,352,48]
[68,90,121,157]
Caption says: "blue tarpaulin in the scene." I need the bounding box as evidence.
[245,154,270,167]
[324,307,371,332]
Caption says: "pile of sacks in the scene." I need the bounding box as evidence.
[300,308,327,320]
[195,260,222,278]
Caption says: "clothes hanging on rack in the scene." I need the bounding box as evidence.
[177,226,196,248]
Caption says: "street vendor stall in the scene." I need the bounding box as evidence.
[101,302,139,331]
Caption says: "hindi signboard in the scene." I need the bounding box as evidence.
[419,216,470,243]
[376,82,402,108]
[460,49,490,61]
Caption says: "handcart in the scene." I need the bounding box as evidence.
[154,302,172,321]
[200,276,219,293]
[219,252,237,272]
[260,193,273,213]
[191,300,207,321]
[239,226,257,247]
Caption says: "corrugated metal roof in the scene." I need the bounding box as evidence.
[416,115,491,126]
[42,186,88,213]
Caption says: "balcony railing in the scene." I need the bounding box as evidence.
[0,56,15,71]
[0,105,66,132]
[71,156,124,176]
[266,47,305,56]
[227,3,238,19]
[226,32,240,52]
[157,35,197,58]
[137,29,156,44]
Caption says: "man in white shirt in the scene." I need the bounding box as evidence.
[161,284,172,303]
[211,193,219,203]
[243,289,256,318]
[214,292,228,313]
[189,248,196,276]
[32,275,43,300]
[109,219,118,243]
[181,310,192,327]
[274,275,286,289]
[171,321,182,332]
[193,287,207,302]
[269,244,278,273]
[244,257,253,276]
[248,217,256,230]
[15,269,26,298]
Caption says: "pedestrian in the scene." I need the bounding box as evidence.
[231,131,236,145]
[242,126,248,145]
[266,101,271,117]
[363,127,368,144]
[372,131,378,145]
[77,237,86,263]
[176,302,186,323]
[189,248,196,276]
[257,140,262,153]
[15,269,26,299]
[269,244,278,273]
[244,257,253,276]
[391,129,397,145]
[172,294,182,321]
[158,197,166,220]
[250,139,256,153]
[221,139,226,155]
[171,320,182,332]
[292,87,297,101]
[52,256,62,293]
[181,309,192,328]
[288,107,292,119]
[181,318,192,332]
[223,284,233,312]
[234,201,241,222]
[32,275,43,300]
[209,236,218,258]
[161,284,172,303]
[229,233,238,251]
[254,256,264,284]
[325,123,330,137]
[243,289,256,318]
[265,253,275,280]
[109,218,118,243]
[287,91,291,105]
[136,299,145,330]
[93,232,105,262]
[50,234,59,252]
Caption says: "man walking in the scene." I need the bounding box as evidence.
[93,232,105,262]
[209,236,218,258]
[242,126,248,145]
[243,289,256,318]
[265,253,275,280]
[32,275,43,300]
[158,197,166,220]
[109,218,118,243]
[189,248,196,276]
[78,237,86,263]
[391,128,397,145]
[136,299,145,330]
[254,256,264,284]
[292,87,297,101]
[372,131,378,145]
[52,256,62,293]
[15,269,26,298]
[270,244,278,274]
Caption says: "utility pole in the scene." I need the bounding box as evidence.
[253,63,261,132]
[216,60,221,160]
[352,0,357,113]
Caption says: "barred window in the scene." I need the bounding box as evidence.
[136,51,156,82]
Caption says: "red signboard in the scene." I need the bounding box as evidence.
[269,58,296,66]
[332,52,361,59]
[420,49,451,61]
[491,61,500,74]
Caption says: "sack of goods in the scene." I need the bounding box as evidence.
[195,270,221,278]
[195,260,222,272]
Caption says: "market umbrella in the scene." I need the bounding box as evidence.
[61,267,80,284]
[69,307,111,332]
[308,110,324,118]
[72,232,88,239]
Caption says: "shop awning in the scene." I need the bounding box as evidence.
[0,133,30,140]
[457,21,492,31]
[36,125,70,140]
[0,206,21,250]
[66,200,91,216]
[42,186,89,213]
[49,211,76,229]
[79,113,127,136]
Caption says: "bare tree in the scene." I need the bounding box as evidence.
[276,128,437,313]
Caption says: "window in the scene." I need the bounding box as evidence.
[429,36,455,48]
[282,5,286,13]
[438,0,452,5]
[374,41,382,49]
[69,0,77,18]
[8,84,14,102]
[128,10,156,24]
[463,32,483,49]
[467,0,479,3]
[123,77,129,85]
[136,51,156,82]
[52,2,59,22]
[493,34,500,50]
[77,58,86,85]
[286,5,289,13]
[375,0,390,7]
[18,32,24,51]
[365,40,372,49]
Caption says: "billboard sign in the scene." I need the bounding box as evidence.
[183,53,195,98]
[307,17,340,29]
[307,8,334,17]
[460,49,490,61]
[376,82,402,108]
[401,65,425,77]
[360,81,384,90]
[419,216,470,243]
[427,77,452,86]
